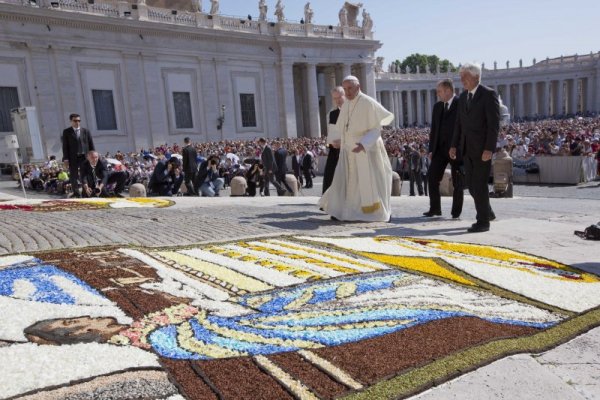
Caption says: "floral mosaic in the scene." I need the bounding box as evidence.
[0,198,174,212]
[0,236,598,399]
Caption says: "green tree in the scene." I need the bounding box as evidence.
[393,54,456,74]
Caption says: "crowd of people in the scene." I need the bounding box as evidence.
[12,116,600,197]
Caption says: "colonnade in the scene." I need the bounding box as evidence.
[375,54,600,126]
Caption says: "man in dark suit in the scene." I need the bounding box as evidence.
[148,156,184,196]
[182,137,198,196]
[450,64,500,233]
[323,87,345,194]
[62,113,95,197]
[407,145,423,196]
[273,141,293,194]
[258,137,286,196]
[424,79,464,218]
[80,151,127,198]
[291,146,304,187]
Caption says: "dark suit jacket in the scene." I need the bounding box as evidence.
[182,145,197,175]
[291,154,302,176]
[429,96,459,157]
[261,145,276,173]
[274,148,288,175]
[149,160,172,190]
[62,127,95,162]
[80,159,109,188]
[452,85,500,158]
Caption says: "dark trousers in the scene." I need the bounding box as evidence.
[83,171,127,197]
[464,154,494,225]
[184,171,197,195]
[421,173,428,196]
[409,170,423,196]
[322,147,340,194]
[303,169,313,188]
[68,154,86,193]
[247,181,257,197]
[153,174,184,196]
[263,172,285,196]
[427,153,464,217]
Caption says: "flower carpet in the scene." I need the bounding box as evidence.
[0,198,174,212]
[0,236,598,400]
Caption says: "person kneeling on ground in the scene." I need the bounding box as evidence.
[197,156,224,197]
[80,151,127,198]
[148,156,184,196]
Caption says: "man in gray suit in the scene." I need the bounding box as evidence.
[450,63,500,233]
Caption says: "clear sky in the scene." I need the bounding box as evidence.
[217,0,600,68]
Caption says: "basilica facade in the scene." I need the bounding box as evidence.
[0,0,599,158]
[0,0,377,157]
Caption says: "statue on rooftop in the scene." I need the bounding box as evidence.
[361,8,373,31]
[338,6,348,27]
[209,0,219,15]
[258,0,267,21]
[191,0,201,13]
[275,0,285,22]
[304,2,314,24]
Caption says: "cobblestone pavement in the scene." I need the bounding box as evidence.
[1,177,599,400]
[0,178,598,265]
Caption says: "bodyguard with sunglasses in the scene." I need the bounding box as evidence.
[62,113,95,197]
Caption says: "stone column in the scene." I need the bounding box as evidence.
[586,77,595,113]
[376,91,381,103]
[425,89,432,124]
[416,90,424,126]
[28,44,61,155]
[342,64,352,79]
[557,79,564,116]
[123,52,152,151]
[596,62,600,113]
[397,91,404,127]
[406,90,414,126]
[394,91,401,128]
[542,81,550,117]
[279,62,297,138]
[305,63,321,138]
[387,91,396,127]
[569,79,578,114]
[389,90,398,128]
[517,83,525,119]
[503,84,511,117]
[363,62,376,98]
[529,82,538,118]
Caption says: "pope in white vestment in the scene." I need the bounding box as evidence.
[319,76,394,222]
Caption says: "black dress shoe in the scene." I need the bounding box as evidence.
[489,214,496,221]
[423,211,442,217]
[451,214,460,219]
[467,224,490,233]
[330,216,339,221]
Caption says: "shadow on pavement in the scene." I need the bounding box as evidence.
[572,263,600,275]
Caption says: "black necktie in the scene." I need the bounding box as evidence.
[444,102,449,112]
[467,92,473,110]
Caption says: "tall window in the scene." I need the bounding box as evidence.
[92,89,117,130]
[239,93,257,128]
[0,87,20,132]
[172,92,193,129]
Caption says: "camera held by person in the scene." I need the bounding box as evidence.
[80,151,127,198]
[148,156,184,196]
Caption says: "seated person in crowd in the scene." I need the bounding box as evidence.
[80,151,127,198]
[196,155,224,197]
[148,156,184,196]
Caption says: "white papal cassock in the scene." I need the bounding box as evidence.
[318,91,394,221]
